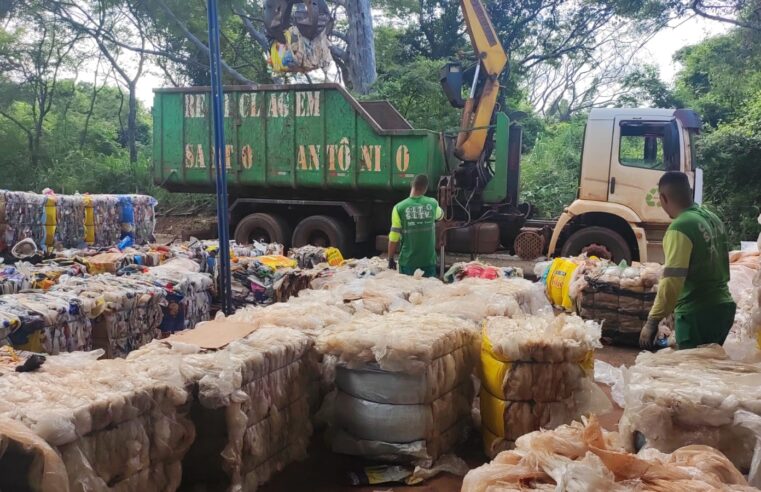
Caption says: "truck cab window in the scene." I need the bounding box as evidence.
[618,122,666,170]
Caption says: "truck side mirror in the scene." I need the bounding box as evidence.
[440,62,465,108]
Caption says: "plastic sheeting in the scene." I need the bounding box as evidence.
[316,311,478,464]
[462,415,754,491]
[316,312,478,374]
[0,348,193,491]
[131,326,315,491]
[619,345,761,472]
[483,314,601,363]
[726,266,761,362]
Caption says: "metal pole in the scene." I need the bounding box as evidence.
[207,0,233,315]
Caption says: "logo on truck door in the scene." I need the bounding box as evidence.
[645,187,661,207]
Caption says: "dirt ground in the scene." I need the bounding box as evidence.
[261,344,639,492]
[154,214,217,242]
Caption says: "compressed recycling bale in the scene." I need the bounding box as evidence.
[0,345,193,491]
[316,312,478,374]
[462,416,750,492]
[240,395,312,473]
[330,416,471,465]
[167,326,314,492]
[483,314,601,364]
[333,382,473,443]
[620,346,761,471]
[480,388,589,442]
[334,343,475,404]
[480,359,586,403]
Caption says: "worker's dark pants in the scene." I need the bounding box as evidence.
[675,302,736,349]
[399,265,437,278]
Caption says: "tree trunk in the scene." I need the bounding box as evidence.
[346,0,376,95]
[31,120,43,169]
[127,83,138,164]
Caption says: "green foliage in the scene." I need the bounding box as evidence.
[369,56,461,132]
[669,29,761,244]
[618,65,681,108]
[674,31,761,126]
[698,92,761,244]
[0,80,152,194]
[520,118,585,218]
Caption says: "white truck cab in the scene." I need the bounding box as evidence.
[548,108,703,263]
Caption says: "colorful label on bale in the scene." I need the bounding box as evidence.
[43,196,57,249]
[546,258,578,311]
[83,195,95,245]
[258,255,298,269]
[325,247,344,266]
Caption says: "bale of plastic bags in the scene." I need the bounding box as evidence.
[132,325,315,491]
[316,312,478,465]
[0,348,194,491]
[620,345,761,471]
[479,314,610,456]
[462,415,754,491]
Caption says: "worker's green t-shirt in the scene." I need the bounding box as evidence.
[668,205,732,314]
[389,196,442,269]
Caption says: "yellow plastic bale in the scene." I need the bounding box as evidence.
[546,258,578,311]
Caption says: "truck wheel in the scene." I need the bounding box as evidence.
[234,213,291,247]
[292,215,352,256]
[561,226,632,263]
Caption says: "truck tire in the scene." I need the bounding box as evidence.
[561,226,632,263]
[234,213,291,247]
[292,215,352,256]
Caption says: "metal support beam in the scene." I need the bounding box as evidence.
[207,0,233,314]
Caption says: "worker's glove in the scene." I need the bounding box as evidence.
[639,317,661,350]
[388,257,397,271]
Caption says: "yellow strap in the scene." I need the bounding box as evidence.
[83,196,95,245]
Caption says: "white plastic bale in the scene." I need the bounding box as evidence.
[620,345,761,471]
[0,344,192,491]
[333,382,473,443]
[412,277,551,322]
[497,361,586,402]
[329,416,471,466]
[484,314,601,363]
[0,416,69,492]
[178,327,312,409]
[462,416,752,492]
[334,344,475,404]
[316,312,477,374]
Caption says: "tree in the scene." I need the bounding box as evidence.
[604,0,761,31]
[43,1,153,165]
[0,9,83,168]
[617,65,682,108]
[666,27,761,243]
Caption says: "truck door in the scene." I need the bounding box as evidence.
[608,117,681,223]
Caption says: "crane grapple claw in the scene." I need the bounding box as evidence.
[264,0,333,41]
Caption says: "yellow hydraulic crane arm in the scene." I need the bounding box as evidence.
[455,0,508,161]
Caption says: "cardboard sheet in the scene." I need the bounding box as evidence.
[166,320,257,349]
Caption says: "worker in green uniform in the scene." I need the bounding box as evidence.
[387,174,444,277]
[639,171,735,350]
